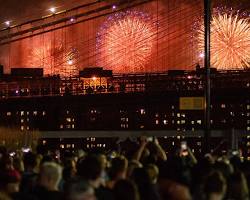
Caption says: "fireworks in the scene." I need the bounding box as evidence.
[97,10,156,73]
[198,12,250,69]
[30,43,79,77]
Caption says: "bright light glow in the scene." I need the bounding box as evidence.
[92,76,97,81]
[97,11,156,73]
[68,60,73,65]
[30,44,79,77]
[112,5,117,10]
[198,12,250,69]
[70,18,75,22]
[5,21,10,26]
[199,53,204,58]
[49,7,56,13]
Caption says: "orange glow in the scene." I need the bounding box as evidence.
[198,13,250,69]
[97,11,156,73]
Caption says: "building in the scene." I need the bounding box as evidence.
[0,67,249,157]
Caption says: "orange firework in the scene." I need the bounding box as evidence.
[97,11,156,73]
[198,12,250,69]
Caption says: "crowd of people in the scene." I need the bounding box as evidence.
[0,137,250,200]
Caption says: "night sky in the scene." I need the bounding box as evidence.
[0,0,84,28]
[0,0,249,27]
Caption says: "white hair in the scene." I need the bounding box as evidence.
[40,162,62,187]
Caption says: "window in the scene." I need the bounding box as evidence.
[140,109,145,115]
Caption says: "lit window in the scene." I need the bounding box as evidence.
[197,120,202,124]
[66,125,71,129]
[177,113,180,117]
[140,109,145,115]
[27,126,30,130]
[33,111,38,116]
[140,125,144,129]
[60,144,64,149]
[247,105,250,110]
[155,120,159,125]
[43,140,46,145]
[21,111,24,116]
[21,119,24,123]
[191,121,195,124]
[181,113,186,117]
[103,144,106,147]
[66,118,71,122]
[60,124,64,129]
[26,111,29,115]
[163,120,167,125]
[72,124,75,129]
[27,118,29,122]
[155,113,159,117]
[42,111,46,116]
[20,126,24,131]
[177,120,180,124]
[221,104,226,108]
[247,127,250,131]
[172,141,175,146]
[181,120,186,124]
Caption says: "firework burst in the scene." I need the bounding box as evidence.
[30,44,79,77]
[198,12,250,69]
[97,10,156,73]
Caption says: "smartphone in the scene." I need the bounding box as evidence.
[147,137,154,142]
[9,152,16,157]
[22,147,31,153]
[181,141,187,150]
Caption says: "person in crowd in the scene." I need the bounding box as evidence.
[145,164,159,184]
[32,162,63,200]
[77,154,113,200]
[131,167,161,200]
[64,178,96,200]
[227,171,249,200]
[20,152,39,193]
[203,171,227,200]
[113,179,140,200]
[106,155,128,189]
